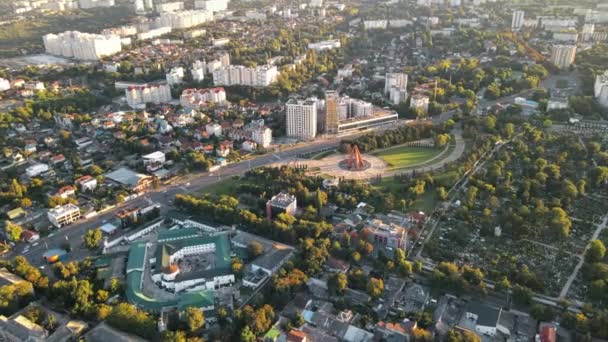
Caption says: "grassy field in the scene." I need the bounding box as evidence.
[373,146,444,169]
[0,7,133,57]
[200,176,242,196]
[376,177,440,213]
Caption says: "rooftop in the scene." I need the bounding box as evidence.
[267,192,297,208]
[126,243,146,273]
[105,167,151,187]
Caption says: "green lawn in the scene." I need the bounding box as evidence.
[373,146,444,170]
[200,176,241,196]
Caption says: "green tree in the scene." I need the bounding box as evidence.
[586,240,606,263]
[549,207,572,238]
[366,277,384,298]
[83,228,103,250]
[437,187,448,201]
[184,307,205,332]
[240,326,256,342]
[4,221,22,241]
[512,285,533,305]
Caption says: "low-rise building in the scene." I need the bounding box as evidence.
[266,192,297,219]
[180,88,227,108]
[26,164,49,178]
[48,203,81,228]
[76,175,98,191]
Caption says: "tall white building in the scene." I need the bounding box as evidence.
[137,27,172,40]
[594,71,608,107]
[43,31,122,60]
[308,40,341,51]
[550,45,576,69]
[124,82,172,108]
[191,65,205,82]
[286,99,318,140]
[166,67,185,85]
[212,65,278,87]
[582,23,595,41]
[385,73,408,95]
[512,10,525,31]
[158,10,213,29]
[180,87,227,108]
[250,127,272,148]
[194,0,228,12]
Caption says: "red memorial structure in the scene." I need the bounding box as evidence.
[345,144,366,170]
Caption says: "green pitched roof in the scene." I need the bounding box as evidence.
[126,271,215,312]
[126,243,146,273]
[157,228,200,243]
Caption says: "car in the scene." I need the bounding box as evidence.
[39,265,45,270]
[23,248,30,254]
[32,242,39,247]
[186,182,191,186]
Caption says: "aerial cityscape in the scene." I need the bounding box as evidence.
[0,0,607,341]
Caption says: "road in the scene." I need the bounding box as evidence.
[9,122,424,268]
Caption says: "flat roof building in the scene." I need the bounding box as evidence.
[48,204,81,228]
[266,192,297,219]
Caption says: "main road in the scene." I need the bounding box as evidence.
[10,119,437,268]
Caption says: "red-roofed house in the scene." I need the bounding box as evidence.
[50,154,66,165]
[21,230,40,243]
[287,330,309,342]
[76,175,98,192]
[57,185,76,199]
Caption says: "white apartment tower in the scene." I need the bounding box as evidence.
[550,45,577,69]
[512,10,525,31]
[385,73,408,95]
[594,71,608,107]
[125,83,172,108]
[43,31,122,60]
[286,99,318,140]
[212,65,278,87]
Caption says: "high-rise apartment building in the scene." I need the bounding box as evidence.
[325,91,339,134]
[212,65,278,87]
[158,10,213,29]
[511,10,525,31]
[194,0,228,12]
[286,99,318,140]
[550,45,576,69]
[124,82,172,108]
[385,73,408,95]
[43,31,122,60]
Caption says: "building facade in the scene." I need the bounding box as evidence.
[48,204,81,228]
[550,45,577,69]
[325,91,339,134]
[511,10,524,31]
[43,31,122,60]
[286,99,318,140]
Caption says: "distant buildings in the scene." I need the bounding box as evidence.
[286,99,318,140]
[180,87,227,108]
[594,70,608,107]
[325,91,339,134]
[194,0,228,12]
[511,10,524,31]
[308,39,341,51]
[156,1,183,12]
[43,31,122,60]
[250,126,273,148]
[266,192,297,219]
[550,45,576,69]
[48,203,81,228]
[158,10,213,29]
[137,27,172,40]
[212,65,278,87]
[116,81,172,108]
